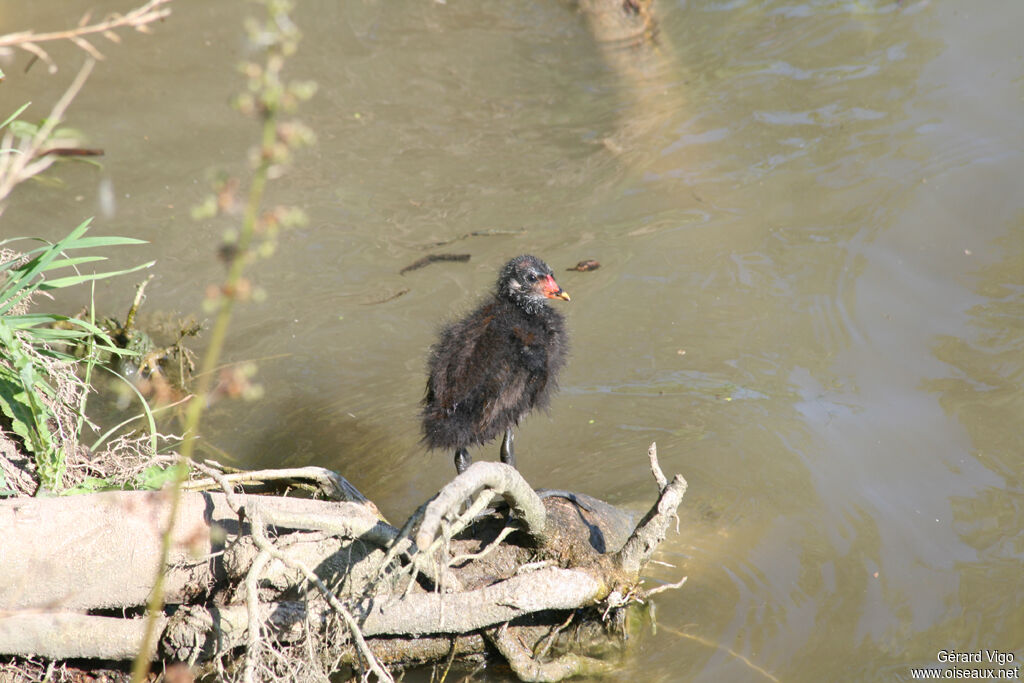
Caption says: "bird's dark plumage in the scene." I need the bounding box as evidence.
[422,255,570,472]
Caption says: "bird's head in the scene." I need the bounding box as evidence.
[497,255,570,314]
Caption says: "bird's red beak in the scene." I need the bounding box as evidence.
[542,274,570,301]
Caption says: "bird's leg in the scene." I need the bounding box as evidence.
[500,427,516,468]
[454,448,472,475]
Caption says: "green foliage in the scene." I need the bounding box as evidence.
[0,218,153,492]
[0,317,57,482]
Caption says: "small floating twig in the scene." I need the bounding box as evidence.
[399,253,471,275]
[422,228,527,249]
[567,259,600,272]
[642,575,687,598]
[361,288,409,305]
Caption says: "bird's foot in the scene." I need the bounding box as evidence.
[454,448,472,475]
[499,428,516,467]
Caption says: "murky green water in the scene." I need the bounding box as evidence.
[2,0,1022,680]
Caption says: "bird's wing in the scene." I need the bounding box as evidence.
[429,305,530,428]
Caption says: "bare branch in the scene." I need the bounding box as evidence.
[194,462,393,681]
[486,622,615,682]
[358,567,602,636]
[616,472,687,577]
[0,0,172,67]
[449,523,516,565]
[0,612,168,661]
[415,462,547,552]
[69,36,104,60]
[14,41,56,73]
[186,461,371,505]
[648,441,667,491]
[642,575,687,598]
[243,547,271,683]
[246,503,394,682]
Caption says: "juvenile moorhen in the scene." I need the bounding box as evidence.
[423,255,570,474]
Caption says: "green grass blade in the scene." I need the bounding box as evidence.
[38,260,156,290]
[39,256,108,271]
[0,238,56,257]
[76,279,99,438]
[2,313,68,328]
[0,218,94,302]
[5,313,120,346]
[17,328,91,342]
[61,236,148,248]
[101,366,159,455]
[1,102,31,130]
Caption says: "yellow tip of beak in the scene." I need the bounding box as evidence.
[555,290,570,302]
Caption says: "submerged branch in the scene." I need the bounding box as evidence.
[487,622,615,682]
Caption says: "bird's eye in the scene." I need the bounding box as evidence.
[525,272,538,283]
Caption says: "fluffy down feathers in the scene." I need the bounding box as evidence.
[422,255,568,451]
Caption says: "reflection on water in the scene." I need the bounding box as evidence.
[922,225,1024,652]
[2,0,1023,679]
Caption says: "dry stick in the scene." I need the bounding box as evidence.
[189,460,397,547]
[534,611,576,661]
[246,504,394,683]
[448,523,516,566]
[184,462,371,504]
[438,639,458,683]
[194,461,393,682]
[642,575,687,599]
[373,499,446,595]
[379,499,429,573]
[399,253,471,275]
[414,462,546,552]
[0,0,172,70]
[156,566,603,652]
[412,488,497,590]
[647,441,680,534]
[243,548,272,683]
[409,469,532,593]
[379,474,513,594]
[357,567,602,636]
[485,622,614,682]
[617,443,688,577]
[423,228,526,249]
[648,441,668,491]
[190,459,243,509]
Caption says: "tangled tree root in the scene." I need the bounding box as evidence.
[0,444,687,681]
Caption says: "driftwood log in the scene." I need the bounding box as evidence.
[0,446,686,681]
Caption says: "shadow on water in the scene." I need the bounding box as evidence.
[201,388,421,512]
